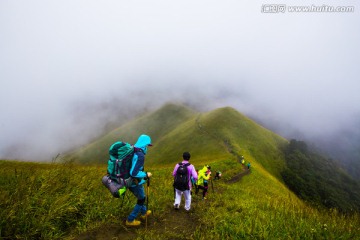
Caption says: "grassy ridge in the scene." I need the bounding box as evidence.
[201,163,360,239]
[67,104,287,178]
[145,115,229,167]
[67,103,197,164]
[2,103,359,239]
[196,107,287,178]
[1,159,359,239]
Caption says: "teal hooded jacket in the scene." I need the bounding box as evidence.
[129,134,152,185]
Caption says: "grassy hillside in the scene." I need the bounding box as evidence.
[65,102,360,213]
[67,103,197,164]
[67,104,288,178]
[195,107,287,178]
[1,159,359,239]
[282,139,360,212]
[3,104,359,239]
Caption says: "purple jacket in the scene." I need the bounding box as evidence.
[172,160,198,190]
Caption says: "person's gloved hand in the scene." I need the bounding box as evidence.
[144,172,152,180]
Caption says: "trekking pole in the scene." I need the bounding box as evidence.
[120,191,127,208]
[210,179,214,193]
[146,177,150,230]
[174,186,176,200]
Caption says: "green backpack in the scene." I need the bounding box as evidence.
[107,141,135,182]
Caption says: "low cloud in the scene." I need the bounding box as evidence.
[1,0,359,161]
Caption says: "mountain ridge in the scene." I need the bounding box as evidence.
[2,103,360,239]
[65,103,360,212]
[67,103,288,176]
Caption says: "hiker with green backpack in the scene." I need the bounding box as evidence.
[102,134,153,227]
[125,134,153,226]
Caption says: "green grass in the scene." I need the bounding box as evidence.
[2,104,359,239]
[1,159,359,239]
[0,161,106,239]
[67,103,197,164]
[66,104,287,173]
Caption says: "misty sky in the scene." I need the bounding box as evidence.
[1,0,360,161]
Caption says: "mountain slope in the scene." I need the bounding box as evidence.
[3,104,360,239]
[282,139,360,212]
[194,107,287,178]
[67,103,360,212]
[67,103,288,180]
[2,159,359,240]
[67,103,197,164]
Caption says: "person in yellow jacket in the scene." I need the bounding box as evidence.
[195,165,211,200]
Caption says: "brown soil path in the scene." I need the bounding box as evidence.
[75,168,249,240]
[74,198,201,240]
[75,117,251,239]
[226,165,251,184]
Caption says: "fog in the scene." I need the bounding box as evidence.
[1,0,359,162]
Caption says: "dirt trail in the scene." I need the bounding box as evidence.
[75,222,137,240]
[75,117,251,239]
[75,198,201,240]
[75,171,249,240]
[226,165,251,184]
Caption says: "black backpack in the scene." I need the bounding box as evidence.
[173,162,190,191]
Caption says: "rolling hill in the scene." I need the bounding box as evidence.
[67,103,360,212]
[2,103,360,239]
[68,103,287,177]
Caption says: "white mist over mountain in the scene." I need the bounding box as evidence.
[1,0,359,162]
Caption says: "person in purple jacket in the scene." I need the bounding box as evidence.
[172,152,198,211]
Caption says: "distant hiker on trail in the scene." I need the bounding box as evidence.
[172,152,198,211]
[241,158,245,166]
[125,134,153,227]
[247,162,251,170]
[214,170,222,180]
[196,165,211,200]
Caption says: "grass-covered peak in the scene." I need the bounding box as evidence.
[67,103,287,179]
[2,103,360,239]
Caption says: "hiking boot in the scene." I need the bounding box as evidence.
[125,219,141,227]
[174,204,179,210]
[140,210,152,220]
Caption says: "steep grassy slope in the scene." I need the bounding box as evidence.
[64,103,360,215]
[68,103,360,212]
[67,104,288,179]
[195,107,287,178]
[67,103,197,164]
[2,159,359,239]
[282,139,360,212]
[2,104,360,239]
[144,114,230,167]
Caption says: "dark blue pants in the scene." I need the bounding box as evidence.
[127,184,147,221]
